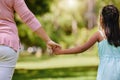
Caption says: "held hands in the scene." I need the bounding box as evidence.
[47,40,61,54]
[52,45,62,55]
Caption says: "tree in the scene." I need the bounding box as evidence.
[85,0,97,29]
[25,0,53,15]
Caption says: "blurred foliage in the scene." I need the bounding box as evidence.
[25,0,53,15]
[95,0,120,14]
[16,0,120,51]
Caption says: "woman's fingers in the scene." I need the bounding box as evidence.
[47,40,61,48]
[47,40,61,55]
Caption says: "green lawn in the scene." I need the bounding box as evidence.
[13,66,97,80]
[13,53,99,80]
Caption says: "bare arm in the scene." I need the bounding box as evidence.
[54,31,99,54]
[34,27,61,50]
[34,27,51,43]
[14,0,60,48]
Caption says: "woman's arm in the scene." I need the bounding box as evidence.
[53,31,99,54]
[34,27,60,48]
[13,0,60,48]
[13,0,41,31]
[34,27,51,43]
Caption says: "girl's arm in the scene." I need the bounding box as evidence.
[54,31,100,54]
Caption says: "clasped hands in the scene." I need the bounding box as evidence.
[47,40,61,55]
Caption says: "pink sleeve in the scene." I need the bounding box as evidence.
[13,0,41,31]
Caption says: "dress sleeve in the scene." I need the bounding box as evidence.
[13,0,41,31]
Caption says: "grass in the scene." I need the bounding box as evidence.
[16,56,99,69]
[13,66,97,80]
[13,52,99,80]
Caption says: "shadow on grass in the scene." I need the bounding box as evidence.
[13,66,98,80]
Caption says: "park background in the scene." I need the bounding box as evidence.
[13,0,120,80]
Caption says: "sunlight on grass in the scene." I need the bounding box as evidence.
[14,51,99,80]
[13,66,97,80]
[16,55,99,69]
[32,76,96,80]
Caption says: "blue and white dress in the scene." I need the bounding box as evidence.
[97,31,120,80]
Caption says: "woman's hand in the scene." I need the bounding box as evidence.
[47,40,61,54]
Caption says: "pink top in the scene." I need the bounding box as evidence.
[0,0,41,51]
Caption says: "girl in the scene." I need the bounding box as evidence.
[53,5,120,80]
[0,0,60,80]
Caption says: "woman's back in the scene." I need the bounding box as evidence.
[0,0,41,51]
[0,0,15,22]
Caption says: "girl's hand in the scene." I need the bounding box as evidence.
[47,40,61,54]
[52,46,62,55]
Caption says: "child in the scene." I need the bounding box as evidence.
[53,5,120,80]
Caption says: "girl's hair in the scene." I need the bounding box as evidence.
[101,5,120,47]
